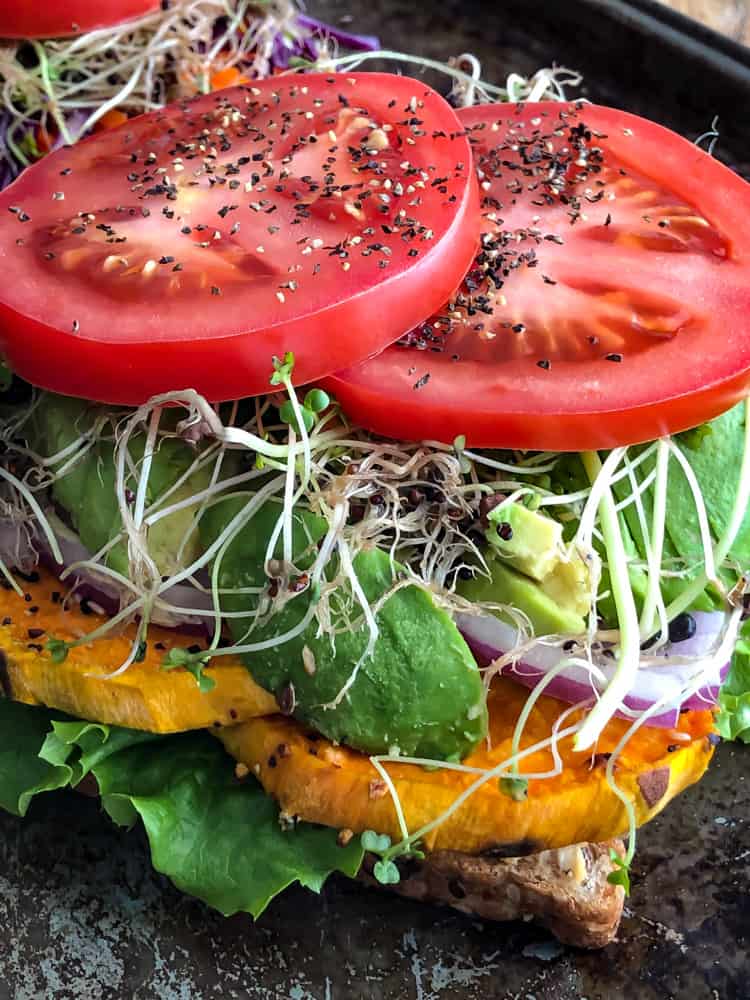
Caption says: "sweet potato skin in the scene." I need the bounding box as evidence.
[219,677,716,853]
[0,569,276,731]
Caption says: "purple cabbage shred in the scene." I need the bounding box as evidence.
[295,13,380,54]
[0,110,21,191]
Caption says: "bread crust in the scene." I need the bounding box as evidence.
[360,839,625,949]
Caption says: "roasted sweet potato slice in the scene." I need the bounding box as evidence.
[0,569,276,731]
[219,677,716,853]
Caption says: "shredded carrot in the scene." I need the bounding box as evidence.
[35,124,55,154]
[210,66,249,90]
[94,109,129,132]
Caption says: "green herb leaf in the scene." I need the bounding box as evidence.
[188,662,216,693]
[499,776,529,801]
[607,848,631,895]
[361,829,392,854]
[279,399,314,434]
[162,647,216,693]
[304,388,330,414]
[373,859,401,885]
[45,637,69,664]
[270,351,295,386]
[452,434,471,474]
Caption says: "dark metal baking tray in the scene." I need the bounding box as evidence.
[1,2,749,997]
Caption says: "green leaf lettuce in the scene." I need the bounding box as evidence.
[0,700,363,916]
[718,638,750,744]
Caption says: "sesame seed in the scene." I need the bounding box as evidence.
[366,128,389,150]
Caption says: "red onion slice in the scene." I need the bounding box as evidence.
[0,516,735,713]
[1,517,215,629]
[456,610,730,728]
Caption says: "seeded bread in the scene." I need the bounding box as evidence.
[361,840,625,949]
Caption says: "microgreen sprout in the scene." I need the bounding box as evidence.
[694,115,720,157]
[279,388,330,434]
[498,775,528,801]
[310,49,581,107]
[372,859,401,885]
[452,434,472,475]
[45,637,70,664]
[0,0,307,176]
[270,351,296,387]
[574,451,641,751]
[360,829,425,886]
[361,831,400,884]
[361,829,392,854]
[607,848,631,894]
[162,646,216,693]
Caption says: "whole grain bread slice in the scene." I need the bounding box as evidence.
[360,839,624,949]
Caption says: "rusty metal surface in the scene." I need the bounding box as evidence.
[2,2,750,997]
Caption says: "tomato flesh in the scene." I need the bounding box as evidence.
[326,102,750,450]
[0,75,477,404]
[0,0,161,37]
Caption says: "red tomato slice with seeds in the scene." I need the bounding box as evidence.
[0,0,161,37]
[0,75,477,404]
[325,102,750,450]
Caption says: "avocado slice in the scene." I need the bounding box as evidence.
[29,393,215,577]
[458,556,587,637]
[202,498,487,760]
[469,499,593,635]
[486,500,564,581]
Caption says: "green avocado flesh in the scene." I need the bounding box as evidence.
[32,394,487,760]
[458,556,586,636]
[201,499,488,759]
[30,394,211,576]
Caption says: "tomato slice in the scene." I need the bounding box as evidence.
[325,102,750,450]
[0,75,477,404]
[0,0,161,37]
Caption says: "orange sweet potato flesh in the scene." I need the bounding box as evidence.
[0,568,276,731]
[218,678,716,854]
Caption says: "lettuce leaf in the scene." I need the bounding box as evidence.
[0,701,72,816]
[1,701,363,916]
[717,639,750,744]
